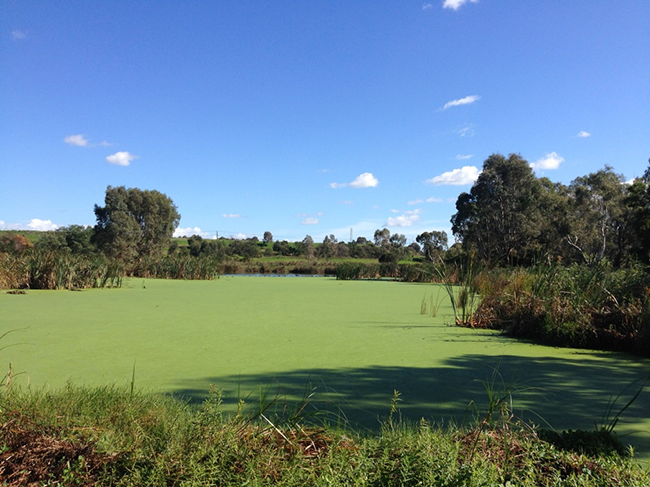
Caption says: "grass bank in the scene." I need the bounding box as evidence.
[2,385,648,486]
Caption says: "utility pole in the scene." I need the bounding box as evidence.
[350,228,353,242]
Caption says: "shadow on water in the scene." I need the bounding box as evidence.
[171,353,650,459]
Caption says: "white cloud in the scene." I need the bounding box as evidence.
[330,172,379,189]
[577,131,591,138]
[106,151,137,166]
[442,95,480,110]
[530,152,564,171]
[64,134,90,147]
[222,214,242,218]
[302,217,319,225]
[173,227,214,238]
[422,3,434,9]
[454,124,476,137]
[408,199,424,205]
[27,219,59,231]
[386,210,421,228]
[350,173,379,188]
[0,219,59,231]
[426,197,443,203]
[11,30,26,40]
[65,134,113,147]
[426,166,480,186]
[442,0,479,11]
[455,154,474,160]
[297,212,324,218]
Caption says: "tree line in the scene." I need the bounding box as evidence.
[3,153,650,271]
[451,153,650,268]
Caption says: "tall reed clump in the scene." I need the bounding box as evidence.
[336,262,366,280]
[397,263,437,282]
[434,258,482,327]
[473,263,650,355]
[136,254,221,280]
[420,288,445,317]
[0,249,123,290]
[0,252,26,290]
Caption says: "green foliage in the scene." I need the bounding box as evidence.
[137,254,221,279]
[416,231,448,262]
[226,239,260,261]
[272,240,299,256]
[0,248,122,290]
[92,186,180,266]
[452,153,546,265]
[626,166,650,264]
[471,263,650,355]
[450,157,650,269]
[36,225,96,255]
[567,166,629,266]
[299,234,315,260]
[335,262,439,281]
[0,233,33,254]
[316,234,338,260]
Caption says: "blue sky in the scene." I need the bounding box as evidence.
[2,1,649,243]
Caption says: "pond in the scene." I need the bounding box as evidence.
[2,276,649,463]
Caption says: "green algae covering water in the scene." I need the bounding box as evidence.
[2,277,649,462]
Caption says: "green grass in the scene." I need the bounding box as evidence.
[0,229,44,243]
[2,277,650,464]
[5,384,648,486]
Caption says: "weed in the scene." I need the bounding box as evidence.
[435,258,481,327]
[600,375,649,435]
[421,288,445,317]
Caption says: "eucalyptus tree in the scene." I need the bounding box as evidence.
[317,234,337,260]
[451,153,545,265]
[566,166,628,265]
[299,235,315,260]
[626,164,650,263]
[373,228,391,247]
[416,231,448,262]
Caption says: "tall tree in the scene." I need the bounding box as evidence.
[317,234,337,260]
[299,235,315,260]
[187,235,203,257]
[416,231,448,262]
[451,153,544,265]
[566,166,628,265]
[374,228,391,247]
[626,164,650,263]
[92,186,180,263]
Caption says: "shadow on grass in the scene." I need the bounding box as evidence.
[171,353,650,458]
